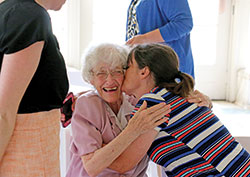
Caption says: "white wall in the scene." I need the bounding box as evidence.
[227,0,250,102]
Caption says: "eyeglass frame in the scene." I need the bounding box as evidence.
[91,67,128,80]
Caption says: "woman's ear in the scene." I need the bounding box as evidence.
[140,66,151,79]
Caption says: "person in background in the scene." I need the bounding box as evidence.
[0,0,69,176]
[66,43,170,177]
[126,0,195,78]
[122,43,250,177]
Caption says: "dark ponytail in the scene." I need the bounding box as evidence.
[128,43,194,97]
[160,71,194,97]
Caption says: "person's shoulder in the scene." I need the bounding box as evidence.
[140,88,167,101]
[2,1,50,34]
[76,90,104,107]
[73,90,106,130]
[73,90,104,115]
[78,90,101,100]
[0,1,51,54]
[6,1,48,20]
[22,2,50,23]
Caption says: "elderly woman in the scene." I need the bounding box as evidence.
[65,43,170,177]
[122,43,250,177]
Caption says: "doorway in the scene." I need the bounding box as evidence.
[189,0,232,100]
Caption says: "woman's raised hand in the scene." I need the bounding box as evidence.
[127,101,171,136]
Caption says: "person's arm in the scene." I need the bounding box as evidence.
[126,0,193,45]
[126,29,164,45]
[158,0,193,42]
[108,129,158,173]
[107,97,170,173]
[0,41,44,161]
[80,101,169,177]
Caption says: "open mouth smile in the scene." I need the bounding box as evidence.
[103,87,118,92]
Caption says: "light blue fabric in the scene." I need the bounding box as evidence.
[126,0,195,78]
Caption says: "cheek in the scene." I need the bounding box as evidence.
[124,70,129,79]
[117,77,124,86]
[125,71,133,83]
[91,79,103,89]
[122,74,130,89]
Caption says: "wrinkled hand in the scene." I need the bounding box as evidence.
[127,101,171,136]
[126,34,147,46]
[186,90,213,108]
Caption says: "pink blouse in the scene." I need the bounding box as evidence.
[66,90,149,177]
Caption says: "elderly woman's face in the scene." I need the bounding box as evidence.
[90,62,124,104]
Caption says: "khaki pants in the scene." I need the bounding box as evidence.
[0,109,61,177]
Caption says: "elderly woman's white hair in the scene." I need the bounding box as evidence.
[82,43,129,83]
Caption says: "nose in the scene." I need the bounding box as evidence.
[105,72,115,81]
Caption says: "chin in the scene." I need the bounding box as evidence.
[105,98,120,104]
[103,94,121,103]
[121,87,127,94]
[53,6,62,11]
[122,88,132,96]
[52,3,64,11]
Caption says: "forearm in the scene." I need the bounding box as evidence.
[108,130,158,173]
[0,113,16,161]
[0,42,43,162]
[143,29,164,43]
[126,29,164,45]
[82,126,140,177]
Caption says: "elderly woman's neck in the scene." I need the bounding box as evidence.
[108,99,123,115]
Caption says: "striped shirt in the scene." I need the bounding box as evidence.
[131,87,250,177]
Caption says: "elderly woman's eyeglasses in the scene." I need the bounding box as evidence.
[93,69,124,80]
